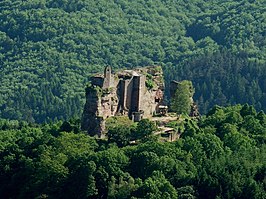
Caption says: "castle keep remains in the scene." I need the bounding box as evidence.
[81,66,165,137]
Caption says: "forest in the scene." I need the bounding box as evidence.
[0,104,265,198]
[0,0,265,122]
[0,1,265,197]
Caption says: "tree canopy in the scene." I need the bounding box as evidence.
[0,104,265,198]
[171,80,194,115]
[0,0,265,122]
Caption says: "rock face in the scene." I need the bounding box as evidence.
[81,66,165,137]
[190,102,200,117]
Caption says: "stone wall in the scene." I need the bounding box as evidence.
[81,86,105,137]
[81,66,165,136]
[103,66,113,89]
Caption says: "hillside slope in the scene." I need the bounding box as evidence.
[0,0,265,122]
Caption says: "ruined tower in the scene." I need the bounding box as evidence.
[103,66,113,89]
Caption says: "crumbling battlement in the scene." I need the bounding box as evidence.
[81,66,165,137]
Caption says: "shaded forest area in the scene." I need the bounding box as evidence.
[0,0,265,122]
[164,50,266,113]
[0,104,265,198]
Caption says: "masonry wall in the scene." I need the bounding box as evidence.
[131,76,140,112]
[103,66,113,89]
[119,80,127,114]
[81,66,165,137]
[126,78,134,112]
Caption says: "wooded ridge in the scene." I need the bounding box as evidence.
[0,0,265,123]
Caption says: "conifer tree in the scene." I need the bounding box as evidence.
[171,80,194,115]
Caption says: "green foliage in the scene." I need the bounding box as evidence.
[0,104,265,198]
[166,120,185,133]
[106,116,134,130]
[0,0,265,122]
[145,73,156,90]
[136,171,178,199]
[106,116,135,147]
[241,103,257,117]
[164,49,266,115]
[171,80,194,115]
[108,125,132,147]
[108,174,141,199]
[133,119,157,142]
[176,186,197,199]
[0,0,266,196]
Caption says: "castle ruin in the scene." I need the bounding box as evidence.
[81,66,165,137]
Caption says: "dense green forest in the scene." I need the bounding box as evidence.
[0,104,265,198]
[164,50,266,113]
[0,0,265,122]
